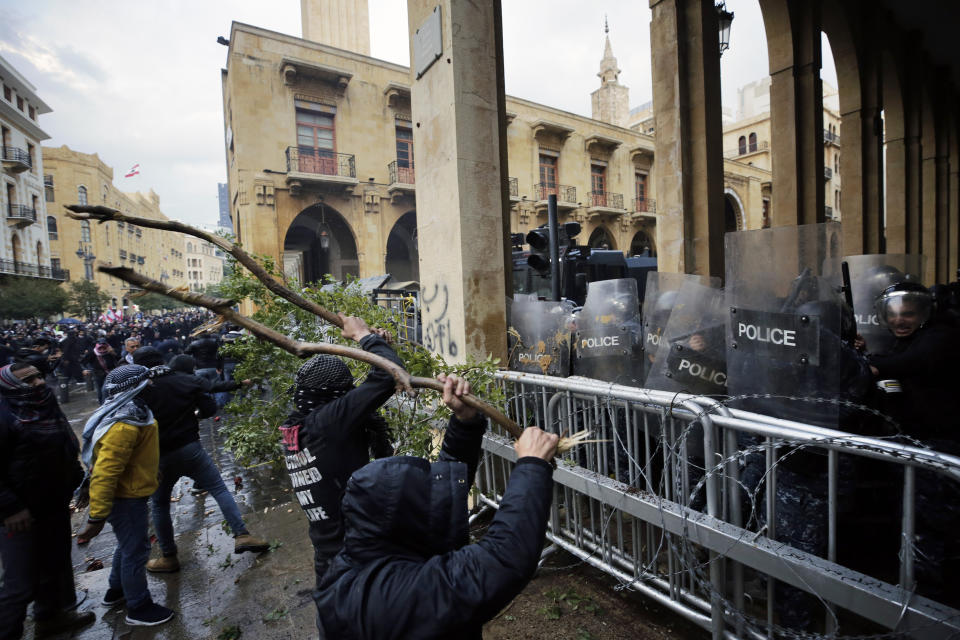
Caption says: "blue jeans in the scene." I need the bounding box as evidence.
[107,497,153,610]
[195,368,219,385]
[214,362,237,409]
[150,441,248,556]
[0,505,75,639]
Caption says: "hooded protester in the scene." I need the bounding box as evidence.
[81,338,119,404]
[0,363,92,639]
[278,314,403,632]
[131,347,268,572]
[315,374,559,639]
[76,365,175,628]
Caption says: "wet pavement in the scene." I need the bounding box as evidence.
[12,384,320,640]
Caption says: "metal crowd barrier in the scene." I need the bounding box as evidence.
[475,371,960,640]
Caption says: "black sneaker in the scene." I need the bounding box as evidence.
[101,587,125,607]
[125,602,175,626]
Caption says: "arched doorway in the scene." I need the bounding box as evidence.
[629,229,655,256]
[724,193,743,233]
[384,211,419,282]
[283,204,358,283]
[588,226,616,250]
[11,234,22,271]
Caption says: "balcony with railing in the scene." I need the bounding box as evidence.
[387,160,415,200]
[508,177,519,202]
[632,197,657,216]
[586,191,625,218]
[825,205,835,220]
[824,166,833,180]
[824,129,840,146]
[0,259,69,281]
[285,146,358,195]
[534,183,577,209]
[2,146,31,173]
[7,204,37,227]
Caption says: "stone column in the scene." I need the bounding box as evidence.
[839,37,884,255]
[904,42,924,256]
[767,0,824,227]
[406,0,508,363]
[650,0,725,278]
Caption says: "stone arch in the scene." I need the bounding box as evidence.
[629,229,655,257]
[384,210,418,283]
[587,226,616,250]
[283,203,358,283]
[724,189,744,232]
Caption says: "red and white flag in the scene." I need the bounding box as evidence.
[124,163,140,178]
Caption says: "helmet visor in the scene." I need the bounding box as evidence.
[874,291,931,331]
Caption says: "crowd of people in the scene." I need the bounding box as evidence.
[0,309,559,639]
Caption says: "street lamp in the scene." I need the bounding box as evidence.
[717,1,734,56]
[75,240,96,281]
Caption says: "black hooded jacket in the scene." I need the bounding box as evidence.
[139,370,217,454]
[315,415,555,640]
[0,387,84,520]
[281,335,403,548]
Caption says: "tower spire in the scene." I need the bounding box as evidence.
[604,14,609,35]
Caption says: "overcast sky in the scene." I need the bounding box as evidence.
[0,0,836,227]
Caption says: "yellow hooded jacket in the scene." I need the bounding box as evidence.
[88,419,159,521]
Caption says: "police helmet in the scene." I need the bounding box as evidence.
[873,282,932,330]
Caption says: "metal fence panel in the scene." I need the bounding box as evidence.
[475,371,960,640]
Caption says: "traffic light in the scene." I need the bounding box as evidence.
[525,222,581,275]
[526,227,551,275]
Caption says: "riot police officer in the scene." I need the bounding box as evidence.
[868,282,960,602]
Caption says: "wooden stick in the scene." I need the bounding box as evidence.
[94,264,526,439]
[65,204,343,328]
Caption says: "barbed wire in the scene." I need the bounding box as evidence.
[479,383,960,640]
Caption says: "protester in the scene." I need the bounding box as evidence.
[131,347,268,572]
[81,338,119,404]
[0,362,92,639]
[278,313,402,627]
[119,337,141,365]
[315,374,559,639]
[76,365,175,627]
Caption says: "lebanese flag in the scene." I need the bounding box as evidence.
[124,163,140,178]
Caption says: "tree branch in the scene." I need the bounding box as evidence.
[65,204,342,327]
[95,264,526,439]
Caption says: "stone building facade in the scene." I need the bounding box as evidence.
[221,17,775,298]
[0,54,66,283]
[42,145,187,309]
[721,78,842,226]
[185,234,226,294]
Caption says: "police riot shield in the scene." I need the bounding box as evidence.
[725,223,848,426]
[640,272,719,382]
[845,254,924,356]
[646,280,727,397]
[508,296,576,376]
[573,279,643,385]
